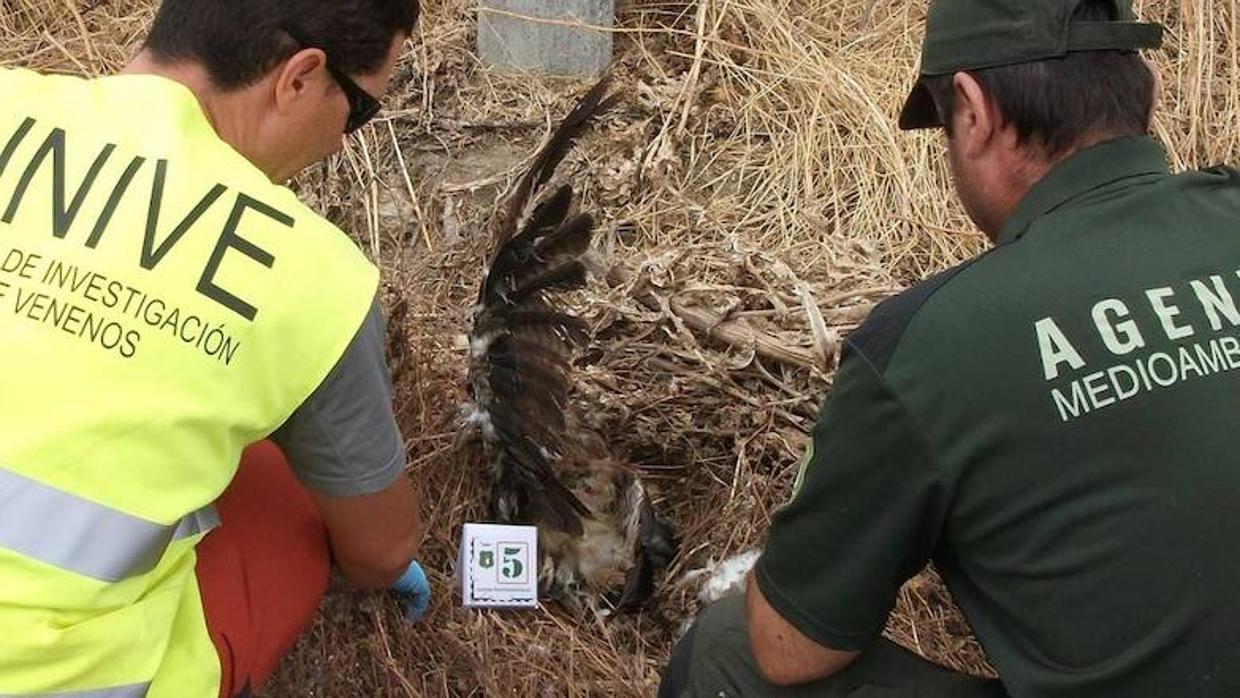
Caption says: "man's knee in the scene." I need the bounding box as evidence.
[198,441,332,695]
[659,624,698,698]
[660,596,763,697]
[660,596,1008,698]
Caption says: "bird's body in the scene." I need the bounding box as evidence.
[465,79,675,613]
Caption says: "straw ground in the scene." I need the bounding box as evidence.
[3,0,1238,695]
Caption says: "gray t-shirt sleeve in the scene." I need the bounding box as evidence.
[271,298,407,497]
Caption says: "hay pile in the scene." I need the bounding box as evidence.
[4,0,1238,695]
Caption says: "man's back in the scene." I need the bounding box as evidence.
[0,66,376,695]
[666,2,1231,696]
[883,136,1240,696]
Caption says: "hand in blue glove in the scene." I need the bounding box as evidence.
[391,559,431,622]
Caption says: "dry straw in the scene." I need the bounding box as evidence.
[3,0,1237,695]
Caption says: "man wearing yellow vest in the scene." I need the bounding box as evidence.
[0,1,427,696]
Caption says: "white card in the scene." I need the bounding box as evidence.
[459,523,539,608]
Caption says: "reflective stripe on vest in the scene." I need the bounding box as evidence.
[0,682,149,698]
[0,467,219,583]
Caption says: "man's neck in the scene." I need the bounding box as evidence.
[991,132,1130,238]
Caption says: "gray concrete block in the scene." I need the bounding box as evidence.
[477,0,614,77]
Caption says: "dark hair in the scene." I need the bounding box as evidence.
[923,0,1154,157]
[144,0,419,90]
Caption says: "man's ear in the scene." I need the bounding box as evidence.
[273,48,330,113]
[951,71,997,160]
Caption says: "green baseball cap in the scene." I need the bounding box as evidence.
[899,0,1164,130]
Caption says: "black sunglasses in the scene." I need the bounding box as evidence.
[282,26,382,134]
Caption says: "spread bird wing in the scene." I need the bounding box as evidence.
[468,78,615,537]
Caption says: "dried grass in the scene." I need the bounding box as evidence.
[4,0,1238,695]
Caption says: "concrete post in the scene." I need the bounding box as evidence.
[477,0,615,77]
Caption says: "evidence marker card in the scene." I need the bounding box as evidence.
[459,523,538,609]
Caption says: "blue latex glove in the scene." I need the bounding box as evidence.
[392,559,431,622]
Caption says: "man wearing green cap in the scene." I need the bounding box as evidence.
[660,0,1240,696]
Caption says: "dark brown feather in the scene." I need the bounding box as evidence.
[508,261,589,305]
[534,213,594,260]
[473,310,589,346]
[493,454,588,536]
[483,186,575,301]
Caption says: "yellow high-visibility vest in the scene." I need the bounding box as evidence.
[0,67,378,697]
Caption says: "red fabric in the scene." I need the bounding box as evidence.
[195,441,331,698]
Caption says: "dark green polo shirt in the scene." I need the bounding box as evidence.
[757,137,1240,698]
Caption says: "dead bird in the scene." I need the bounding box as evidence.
[463,78,677,613]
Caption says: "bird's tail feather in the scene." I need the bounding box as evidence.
[612,480,679,611]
